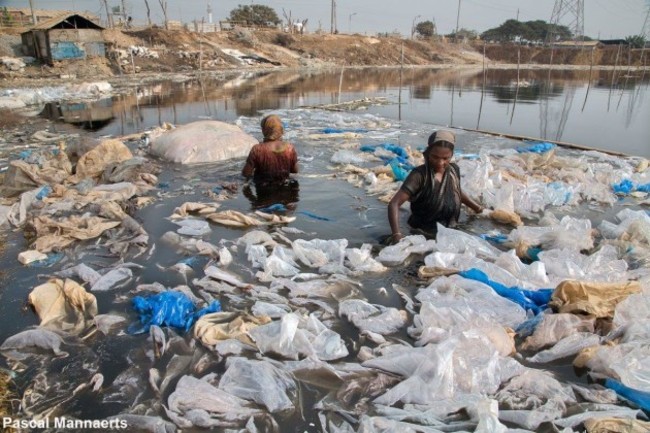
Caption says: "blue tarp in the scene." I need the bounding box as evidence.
[459,268,553,315]
[259,203,288,213]
[480,233,509,244]
[516,141,556,154]
[612,179,650,195]
[605,378,650,412]
[129,292,221,334]
[321,127,368,134]
[297,210,332,221]
[360,143,409,159]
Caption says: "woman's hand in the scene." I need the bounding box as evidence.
[389,232,404,244]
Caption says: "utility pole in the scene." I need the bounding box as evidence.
[455,0,461,40]
[101,0,113,28]
[330,0,335,34]
[29,0,37,25]
[348,12,356,34]
[516,8,519,21]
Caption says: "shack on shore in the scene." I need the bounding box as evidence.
[21,13,105,64]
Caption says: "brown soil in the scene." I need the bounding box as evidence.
[0,27,647,88]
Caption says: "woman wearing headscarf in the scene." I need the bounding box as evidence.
[242,114,299,185]
[387,130,483,242]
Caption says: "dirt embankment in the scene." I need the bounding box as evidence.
[0,26,647,87]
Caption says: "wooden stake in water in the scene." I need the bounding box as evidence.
[337,68,344,104]
[398,43,404,121]
[581,46,595,112]
[509,45,521,125]
[476,42,486,129]
[607,44,622,111]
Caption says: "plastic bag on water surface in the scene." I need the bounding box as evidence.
[218,357,296,413]
[576,341,650,393]
[378,235,436,266]
[416,275,527,330]
[522,313,595,351]
[339,299,407,335]
[409,301,515,355]
[129,291,221,334]
[292,238,347,268]
[166,375,263,428]
[0,328,67,359]
[526,332,601,364]
[436,225,501,260]
[459,268,553,315]
[613,293,650,329]
[248,313,348,361]
[538,245,628,283]
[365,333,525,406]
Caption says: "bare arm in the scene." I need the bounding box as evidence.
[388,189,410,241]
[241,158,255,178]
[290,147,299,173]
[461,191,483,214]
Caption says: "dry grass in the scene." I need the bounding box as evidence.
[0,369,17,432]
[0,109,25,129]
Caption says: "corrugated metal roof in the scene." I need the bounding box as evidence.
[27,13,103,31]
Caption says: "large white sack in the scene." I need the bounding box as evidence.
[149,120,258,164]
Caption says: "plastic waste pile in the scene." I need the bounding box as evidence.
[0,108,648,432]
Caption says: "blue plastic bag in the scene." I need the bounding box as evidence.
[604,378,650,412]
[297,210,332,221]
[612,179,635,195]
[36,185,52,200]
[321,127,367,134]
[516,141,555,154]
[459,268,553,315]
[389,159,410,182]
[129,291,221,334]
[259,203,288,213]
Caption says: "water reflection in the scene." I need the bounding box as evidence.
[242,180,300,211]
[41,99,114,130]
[41,68,649,157]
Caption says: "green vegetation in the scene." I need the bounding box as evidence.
[415,21,435,38]
[228,4,281,27]
[625,35,646,48]
[480,19,572,43]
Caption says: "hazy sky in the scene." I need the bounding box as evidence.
[4,0,648,39]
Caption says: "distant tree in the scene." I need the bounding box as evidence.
[481,19,572,43]
[625,35,646,48]
[1,7,12,26]
[447,28,478,41]
[415,21,435,38]
[229,4,281,27]
[546,23,572,41]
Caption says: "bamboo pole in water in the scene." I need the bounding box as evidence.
[509,45,521,125]
[455,126,629,157]
[398,43,404,121]
[607,44,622,110]
[476,42,486,129]
[581,47,595,111]
[337,67,344,104]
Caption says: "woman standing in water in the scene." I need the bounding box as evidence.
[242,114,300,208]
[242,114,299,184]
[387,130,483,242]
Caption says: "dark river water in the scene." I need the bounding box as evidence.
[0,67,648,432]
[43,67,650,158]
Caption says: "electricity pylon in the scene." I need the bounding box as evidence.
[547,0,584,44]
